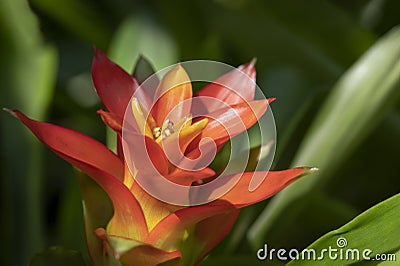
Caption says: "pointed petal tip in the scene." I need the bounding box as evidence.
[93,45,99,54]
[308,167,319,172]
[174,62,186,73]
[93,46,106,60]
[166,63,188,79]
[302,166,319,175]
[250,57,257,67]
[97,110,123,132]
[135,54,149,65]
[239,58,257,72]
[3,108,18,119]
[268,97,276,103]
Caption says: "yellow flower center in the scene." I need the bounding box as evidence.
[131,97,208,149]
[153,118,175,141]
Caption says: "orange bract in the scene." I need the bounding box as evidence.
[6,49,313,266]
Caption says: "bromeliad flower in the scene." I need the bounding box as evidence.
[5,49,315,266]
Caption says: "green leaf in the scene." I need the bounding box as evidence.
[30,0,111,48]
[108,15,178,73]
[133,55,158,84]
[30,247,87,266]
[287,193,400,265]
[0,0,57,265]
[214,0,374,79]
[76,171,113,266]
[57,174,87,257]
[249,26,400,248]
[0,0,57,118]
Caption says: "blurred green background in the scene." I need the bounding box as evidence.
[1,0,400,265]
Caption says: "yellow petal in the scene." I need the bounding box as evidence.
[159,118,208,155]
[152,64,192,125]
[179,118,208,152]
[131,97,154,139]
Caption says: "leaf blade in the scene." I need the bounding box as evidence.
[287,193,400,265]
[249,26,400,248]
